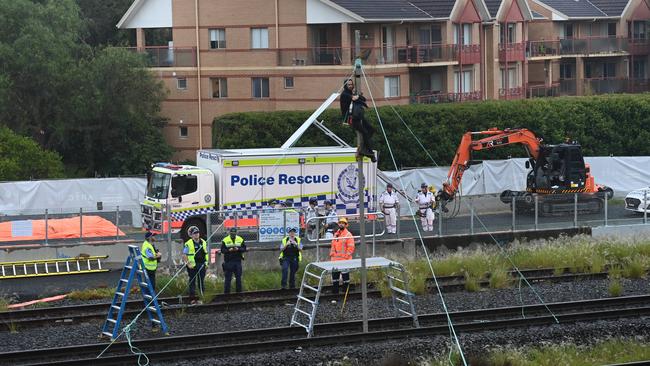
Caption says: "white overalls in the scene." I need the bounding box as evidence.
[379,190,399,234]
[415,191,435,231]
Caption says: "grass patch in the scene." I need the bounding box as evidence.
[608,277,623,297]
[622,257,647,279]
[67,287,115,301]
[430,338,650,365]
[0,298,9,312]
[488,267,512,289]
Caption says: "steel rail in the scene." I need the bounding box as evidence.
[4,294,650,366]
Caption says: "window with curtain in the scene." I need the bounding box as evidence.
[384,76,400,97]
[252,77,270,98]
[251,28,269,49]
[209,28,226,49]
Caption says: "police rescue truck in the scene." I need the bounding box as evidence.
[140,93,378,240]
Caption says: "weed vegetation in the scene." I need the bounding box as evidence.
[431,338,650,365]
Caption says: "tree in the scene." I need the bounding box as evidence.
[0,126,64,181]
[76,0,133,46]
[0,0,173,177]
[64,47,172,175]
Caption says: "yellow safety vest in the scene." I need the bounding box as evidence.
[184,238,208,268]
[222,235,245,259]
[141,240,157,271]
[279,236,302,262]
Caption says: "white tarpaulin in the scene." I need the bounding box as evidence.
[379,156,650,215]
[0,177,146,226]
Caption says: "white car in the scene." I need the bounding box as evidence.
[625,187,650,213]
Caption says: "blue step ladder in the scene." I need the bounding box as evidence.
[101,245,169,340]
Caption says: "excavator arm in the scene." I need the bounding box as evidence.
[440,128,543,203]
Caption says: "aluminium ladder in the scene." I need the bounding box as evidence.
[0,256,108,279]
[101,245,168,340]
[291,257,419,337]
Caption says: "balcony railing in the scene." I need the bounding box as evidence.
[559,79,577,95]
[498,87,525,100]
[526,83,560,98]
[396,44,457,63]
[127,47,197,67]
[457,44,481,64]
[413,91,482,104]
[278,47,343,66]
[584,77,650,94]
[629,38,650,55]
[499,42,526,62]
[528,37,639,57]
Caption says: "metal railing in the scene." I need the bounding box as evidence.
[528,37,637,57]
[498,42,526,62]
[413,91,482,104]
[526,83,560,98]
[125,46,197,67]
[498,86,525,100]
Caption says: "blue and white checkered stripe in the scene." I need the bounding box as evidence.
[170,207,217,221]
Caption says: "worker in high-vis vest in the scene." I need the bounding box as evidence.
[220,227,247,294]
[279,228,302,289]
[182,227,208,305]
[141,231,162,291]
[329,217,355,294]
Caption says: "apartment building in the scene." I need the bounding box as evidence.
[118,0,650,160]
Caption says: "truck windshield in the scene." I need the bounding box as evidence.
[146,171,171,199]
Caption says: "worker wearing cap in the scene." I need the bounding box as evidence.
[330,217,355,294]
[323,200,338,239]
[141,231,162,291]
[221,227,247,294]
[304,198,319,241]
[279,228,302,289]
[379,183,399,234]
[415,183,435,231]
[183,227,208,304]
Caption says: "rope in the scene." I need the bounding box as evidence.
[97,262,191,362]
[358,67,558,324]
[359,66,468,366]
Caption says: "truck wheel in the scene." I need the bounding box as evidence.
[500,190,513,204]
[181,218,206,242]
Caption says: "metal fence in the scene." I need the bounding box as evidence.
[0,205,141,245]
[0,192,647,247]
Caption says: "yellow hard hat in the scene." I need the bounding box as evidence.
[429,185,437,193]
[338,217,348,224]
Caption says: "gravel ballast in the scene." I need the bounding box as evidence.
[1,277,649,364]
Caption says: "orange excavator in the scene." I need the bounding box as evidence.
[438,128,613,215]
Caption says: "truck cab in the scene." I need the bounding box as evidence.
[142,163,215,240]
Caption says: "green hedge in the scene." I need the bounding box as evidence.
[213,94,650,170]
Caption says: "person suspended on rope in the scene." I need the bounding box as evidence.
[340,78,376,162]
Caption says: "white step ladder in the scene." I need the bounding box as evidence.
[290,257,419,337]
[0,255,109,279]
[386,263,419,327]
[290,264,325,337]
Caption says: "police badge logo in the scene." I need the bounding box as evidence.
[337,164,363,204]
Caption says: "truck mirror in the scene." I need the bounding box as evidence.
[525,161,530,169]
[178,195,183,203]
[171,189,179,198]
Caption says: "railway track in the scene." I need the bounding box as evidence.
[0,267,611,330]
[3,294,650,366]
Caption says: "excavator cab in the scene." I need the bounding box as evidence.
[527,144,587,192]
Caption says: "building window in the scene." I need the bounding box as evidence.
[560,63,574,79]
[500,23,516,44]
[633,60,647,79]
[500,68,518,89]
[453,70,472,93]
[211,78,228,98]
[284,76,294,89]
[252,77,269,98]
[608,23,617,37]
[177,78,187,90]
[454,23,472,45]
[384,76,400,98]
[563,23,574,39]
[251,28,269,49]
[209,28,226,49]
[179,126,188,138]
[631,21,649,39]
[604,63,616,78]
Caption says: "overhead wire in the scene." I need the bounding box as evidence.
[359,66,468,366]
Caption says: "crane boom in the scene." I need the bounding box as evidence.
[440,128,543,202]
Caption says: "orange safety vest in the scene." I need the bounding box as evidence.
[330,228,355,261]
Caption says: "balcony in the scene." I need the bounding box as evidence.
[457,44,481,64]
[127,47,197,67]
[528,37,632,58]
[526,83,560,98]
[413,91,482,104]
[396,45,457,64]
[278,47,343,66]
[498,87,525,100]
[559,79,577,95]
[629,38,650,55]
[584,78,650,94]
[499,42,525,62]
